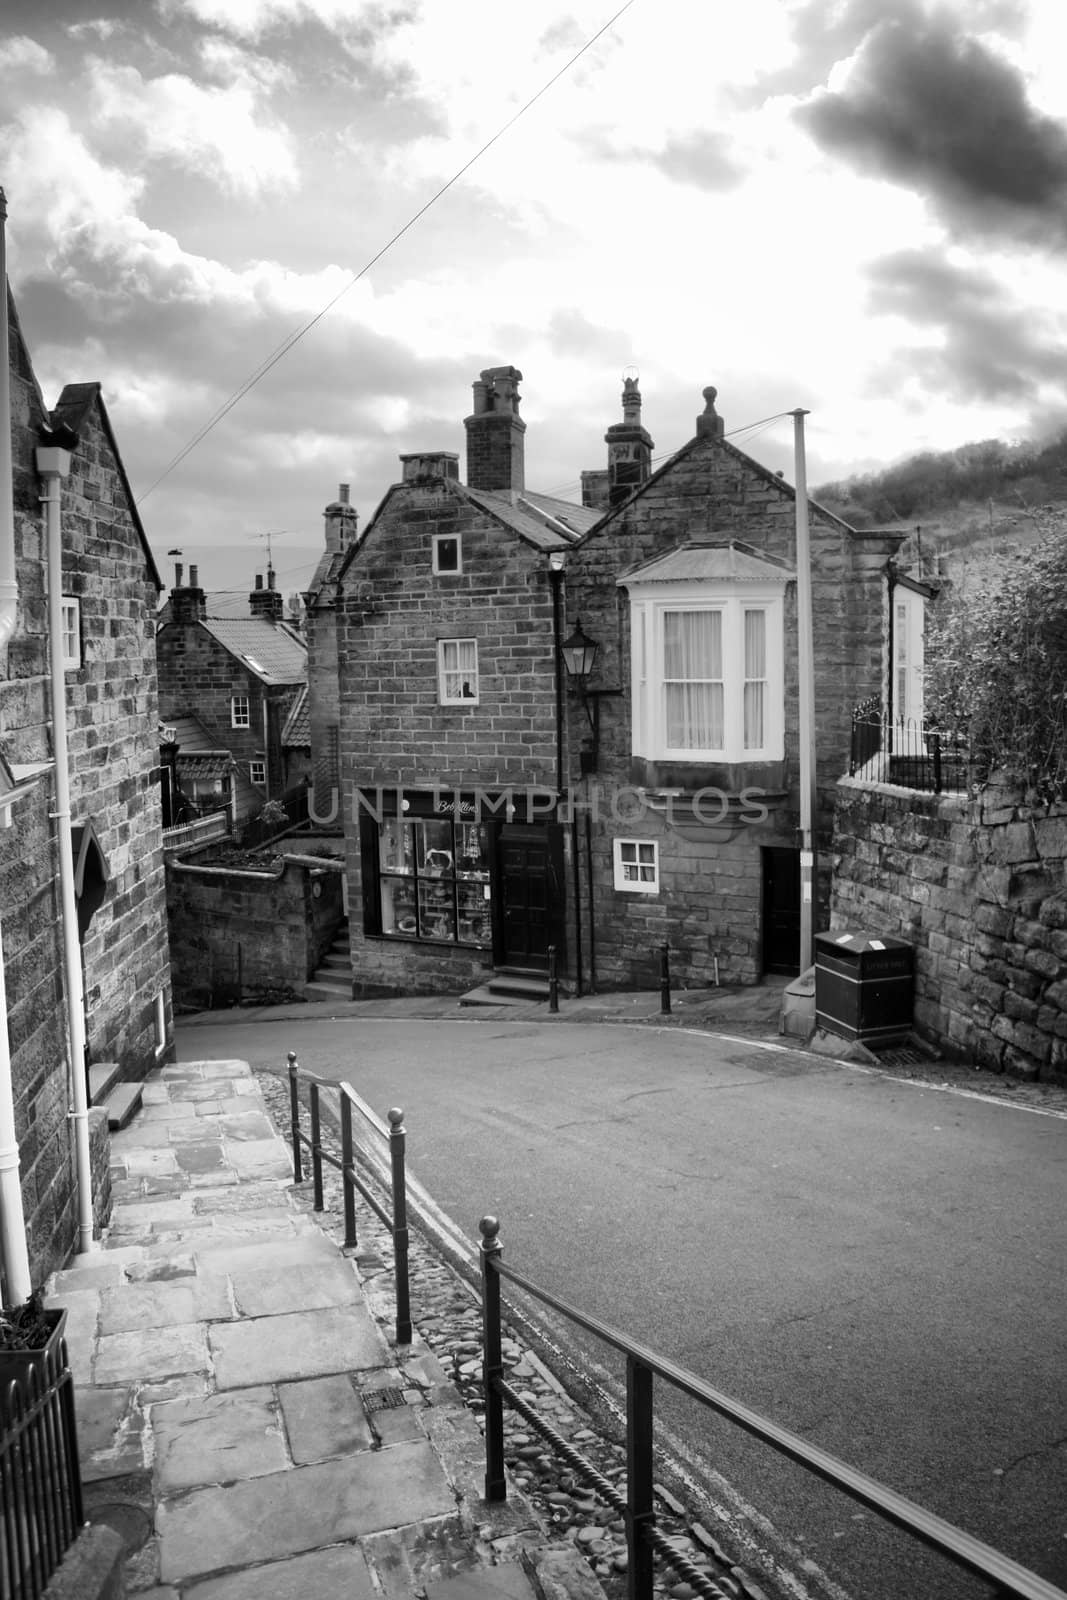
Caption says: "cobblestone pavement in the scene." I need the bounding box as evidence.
[256,1070,779,1600]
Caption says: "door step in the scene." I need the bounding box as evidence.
[104,1081,143,1131]
[459,969,553,1007]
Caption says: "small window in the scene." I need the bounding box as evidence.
[613,838,659,893]
[433,534,462,575]
[250,760,266,786]
[61,598,82,670]
[232,695,250,729]
[438,639,479,704]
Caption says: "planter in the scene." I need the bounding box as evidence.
[0,1308,68,1404]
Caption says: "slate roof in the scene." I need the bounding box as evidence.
[198,619,307,685]
[162,714,226,753]
[281,684,310,747]
[618,540,795,585]
[461,487,597,551]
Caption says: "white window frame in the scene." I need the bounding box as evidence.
[249,759,266,786]
[432,534,463,576]
[438,638,479,704]
[613,838,659,893]
[61,597,82,671]
[629,581,785,763]
[231,695,250,729]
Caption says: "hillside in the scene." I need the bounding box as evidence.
[814,431,1067,568]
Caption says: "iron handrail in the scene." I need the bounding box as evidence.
[287,1052,411,1343]
[1,1340,83,1600]
[479,1215,1065,1600]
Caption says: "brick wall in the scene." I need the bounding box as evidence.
[167,852,345,1010]
[563,430,900,989]
[832,779,1067,1082]
[1,303,171,1281]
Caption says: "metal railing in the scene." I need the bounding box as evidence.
[287,1053,412,1344]
[1,1341,83,1600]
[849,700,972,795]
[478,1215,1065,1600]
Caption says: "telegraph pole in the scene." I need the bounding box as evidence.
[793,409,817,972]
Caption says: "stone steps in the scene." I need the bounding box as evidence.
[305,920,351,1002]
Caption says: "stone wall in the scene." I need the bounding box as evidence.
[831,779,1067,1082]
[167,850,345,1010]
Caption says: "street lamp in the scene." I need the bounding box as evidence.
[560,619,619,775]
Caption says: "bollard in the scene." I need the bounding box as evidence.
[287,1052,302,1183]
[479,1215,507,1502]
[659,942,671,1014]
[548,944,559,1013]
[389,1109,412,1345]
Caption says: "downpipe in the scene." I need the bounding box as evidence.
[37,453,95,1257]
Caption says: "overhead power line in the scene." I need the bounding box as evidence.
[137,2,637,505]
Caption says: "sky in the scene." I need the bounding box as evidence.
[3,0,1067,608]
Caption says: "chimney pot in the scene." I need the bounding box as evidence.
[339,482,350,504]
[189,564,198,588]
[255,573,263,590]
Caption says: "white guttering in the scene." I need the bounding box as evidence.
[0,186,33,1302]
[37,441,94,1257]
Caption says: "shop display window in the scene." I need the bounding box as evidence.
[376,817,491,944]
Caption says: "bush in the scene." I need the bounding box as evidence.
[925,532,1067,798]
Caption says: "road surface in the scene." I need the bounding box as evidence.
[177,1012,1067,1600]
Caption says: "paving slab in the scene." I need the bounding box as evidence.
[152,1387,288,1490]
[229,1258,359,1318]
[276,1373,376,1463]
[225,1138,293,1180]
[157,1444,458,1582]
[94,1321,211,1385]
[181,1543,378,1600]
[209,1303,386,1388]
[97,1273,232,1335]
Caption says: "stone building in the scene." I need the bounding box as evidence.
[561,385,904,989]
[304,484,359,812]
[156,565,308,826]
[332,366,597,996]
[1,278,172,1290]
[323,368,901,999]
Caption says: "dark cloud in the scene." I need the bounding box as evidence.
[544,309,637,364]
[575,128,743,192]
[867,249,1067,400]
[797,6,1067,244]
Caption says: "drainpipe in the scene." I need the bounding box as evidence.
[36,437,94,1257]
[0,187,33,1303]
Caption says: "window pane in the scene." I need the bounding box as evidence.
[743,610,766,750]
[416,820,454,873]
[418,880,456,940]
[380,820,413,873]
[456,823,490,878]
[457,880,491,943]
[666,683,724,749]
[381,878,417,935]
[664,611,720,678]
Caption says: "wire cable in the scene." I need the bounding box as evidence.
[137,2,637,505]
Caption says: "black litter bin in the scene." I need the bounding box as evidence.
[814,932,913,1047]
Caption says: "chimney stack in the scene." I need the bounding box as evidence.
[170,564,206,625]
[604,374,654,507]
[249,570,283,621]
[464,365,526,492]
[323,482,359,556]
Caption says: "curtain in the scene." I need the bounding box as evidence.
[664,611,724,749]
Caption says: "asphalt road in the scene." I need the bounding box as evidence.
[177,1012,1067,1600]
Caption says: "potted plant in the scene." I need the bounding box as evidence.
[0,1290,67,1397]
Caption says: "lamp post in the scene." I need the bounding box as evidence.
[560,619,603,774]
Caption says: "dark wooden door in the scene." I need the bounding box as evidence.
[762,847,801,975]
[496,826,553,970]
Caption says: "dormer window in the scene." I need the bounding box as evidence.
[433,534,462,576]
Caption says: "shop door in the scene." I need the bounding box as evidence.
[496,825,554,970]
[762,847,801,975]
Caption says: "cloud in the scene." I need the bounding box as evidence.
[0,36,54,74]
[87,56,298,197]
[868,250,1067,401]
[797,5,1067,245]
[576,128,743,192]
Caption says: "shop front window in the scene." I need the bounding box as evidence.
[376,817,491,944]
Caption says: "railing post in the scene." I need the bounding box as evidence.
[340,1092,358,1251]
[389,1108,412,1345]
[548,944,559,1013]
[626,1354,655,1600]
[659,942,671,1014]
[931,731,943,794]
[479,1215,507,1502]
[287,1051,302,1183]
[309,1081,324,1211]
